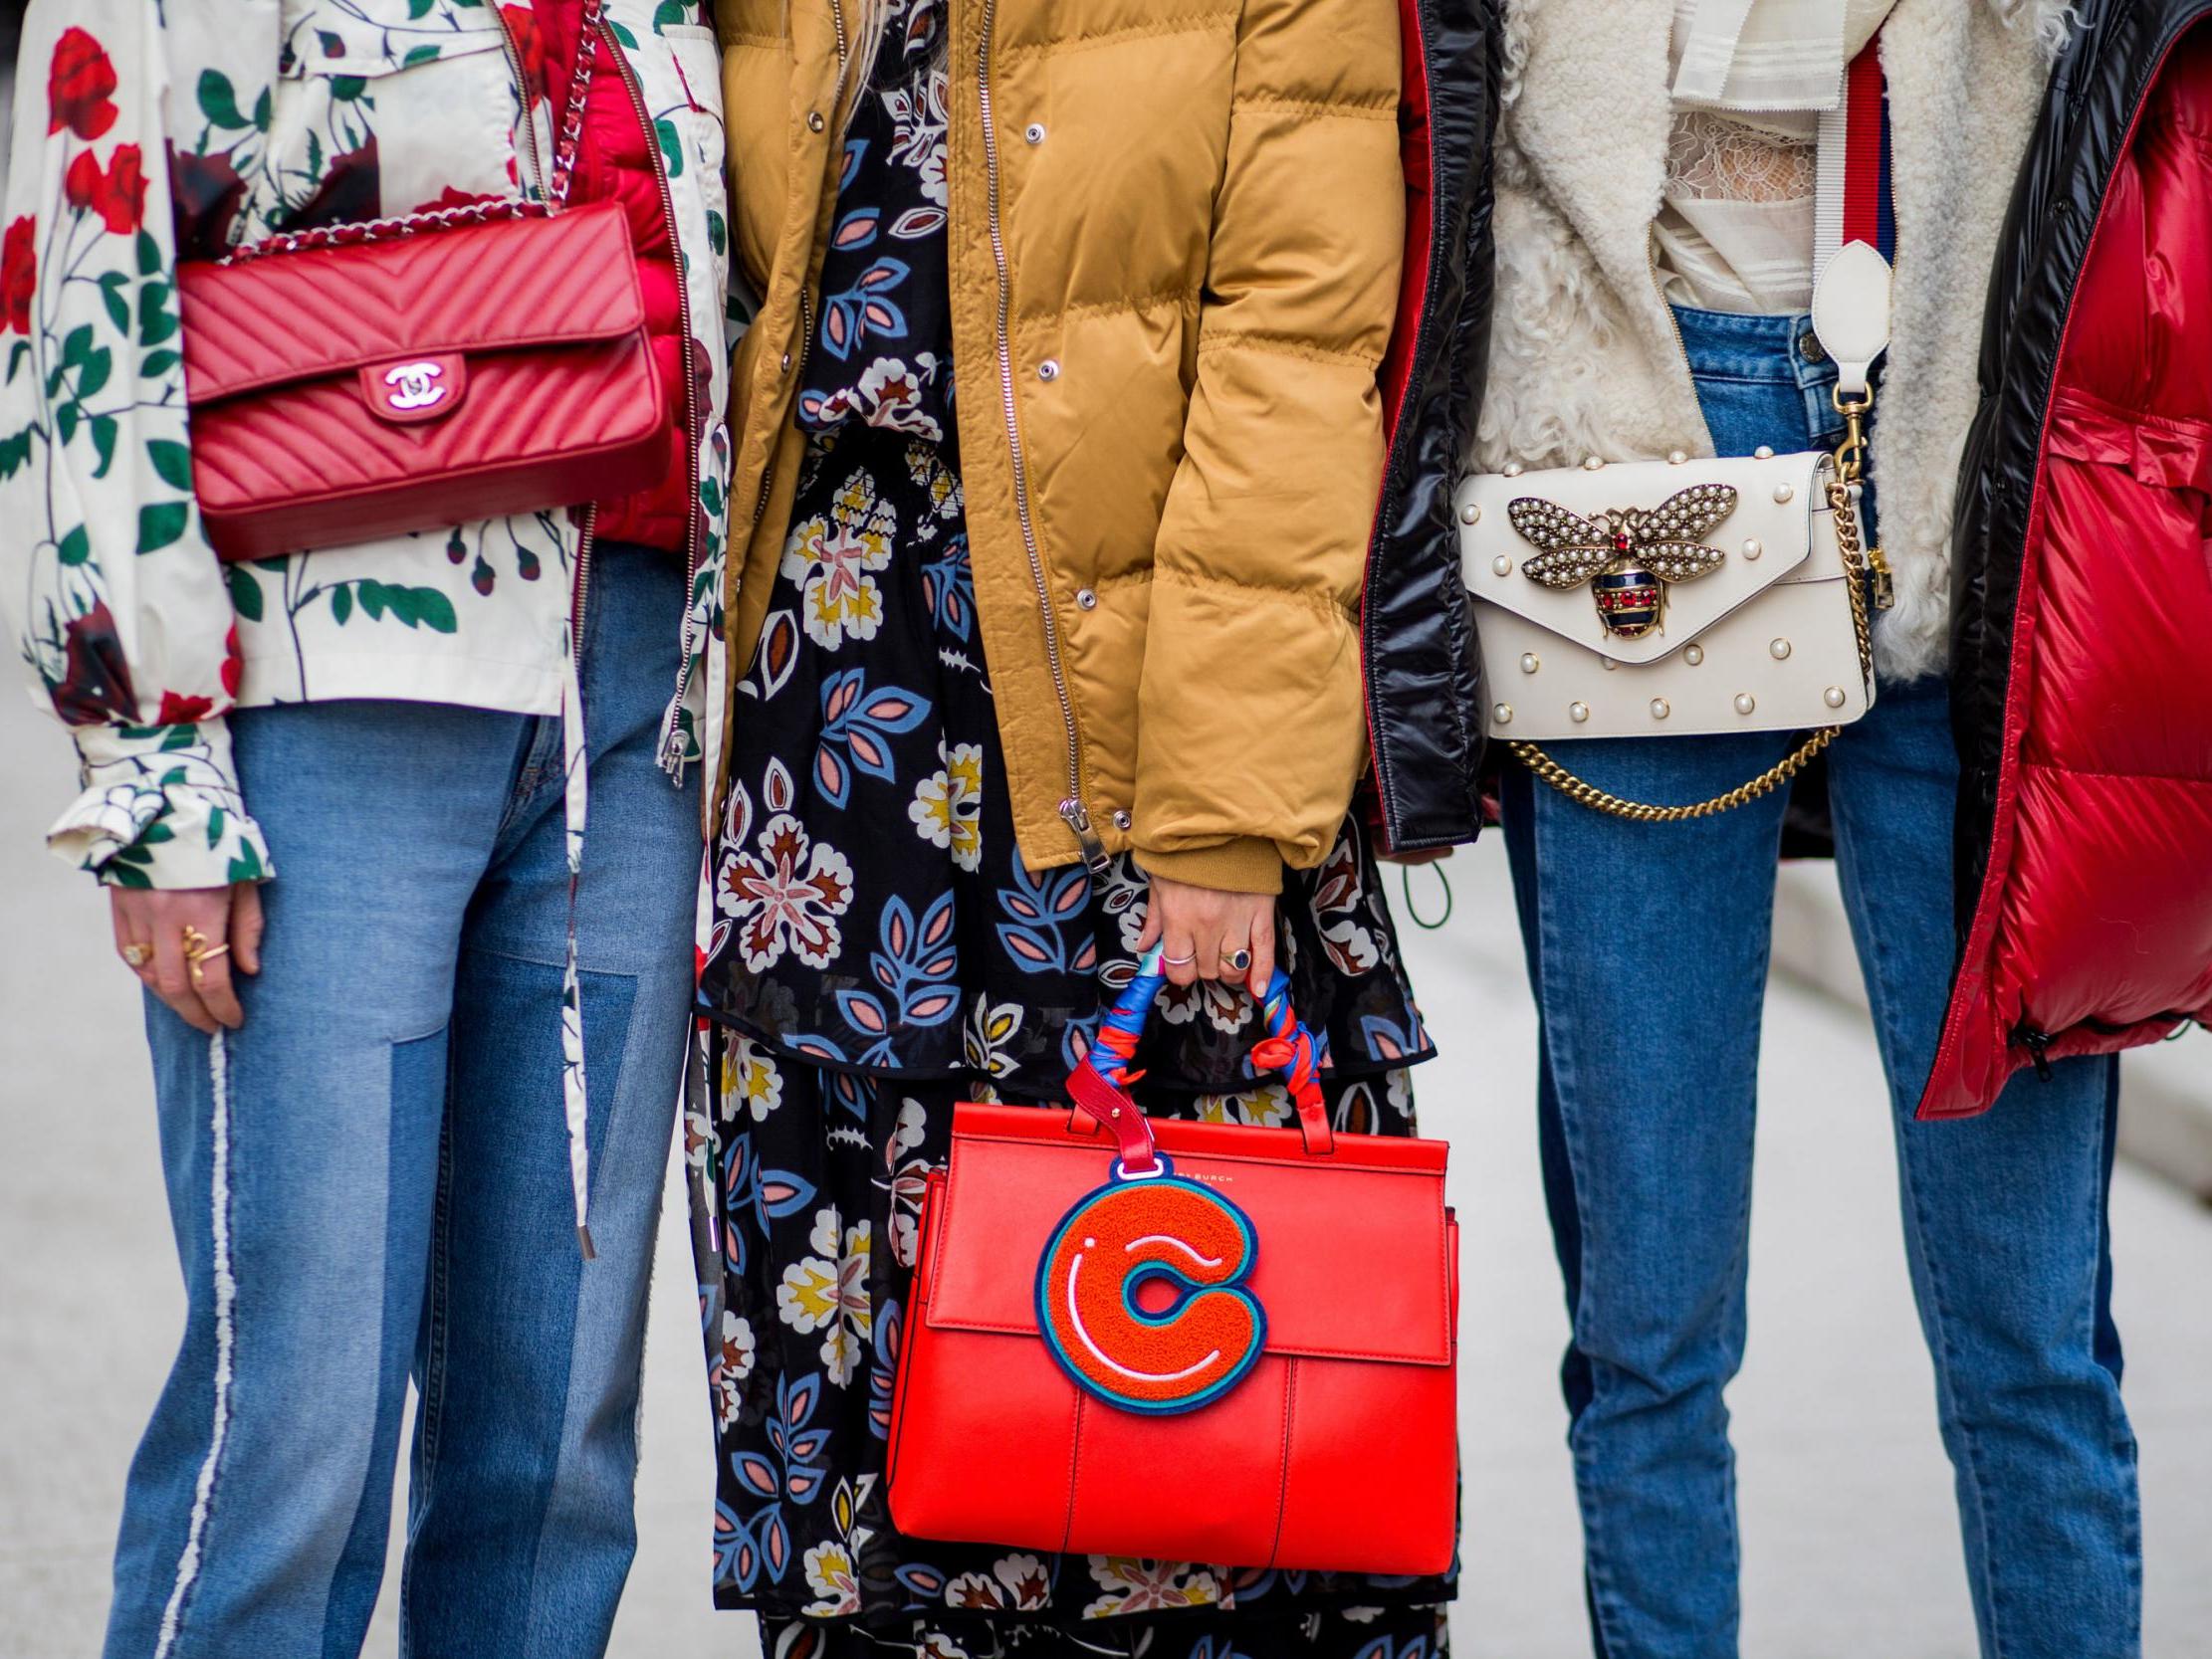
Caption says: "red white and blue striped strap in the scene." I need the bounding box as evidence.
[1814,39,1893,282]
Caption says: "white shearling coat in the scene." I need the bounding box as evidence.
[1477,0,2075,682]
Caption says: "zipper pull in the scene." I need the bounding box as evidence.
[1059,798,1111,874]
[2018,1026,2056,1082]
[1868,543,1896,611]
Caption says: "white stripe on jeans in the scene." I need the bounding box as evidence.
[153,1031,238,1659]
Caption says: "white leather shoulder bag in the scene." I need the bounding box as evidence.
[1460,243,1896,820]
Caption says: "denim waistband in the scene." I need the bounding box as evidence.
[1671,305,1838,390]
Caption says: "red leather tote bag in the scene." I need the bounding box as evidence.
[887,947,1459,1575]
[177,0,666,561]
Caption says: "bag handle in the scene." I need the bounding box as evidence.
[1066,943,1335,1172]
[219,0,606,265]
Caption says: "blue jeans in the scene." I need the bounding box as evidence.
[1500,308,2140,1659]
[106,543,701,1659]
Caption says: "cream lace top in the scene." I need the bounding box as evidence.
[1654,0,1897,314]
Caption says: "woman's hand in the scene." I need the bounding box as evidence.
[110,882,265,1034]
[1137,872,1276,998]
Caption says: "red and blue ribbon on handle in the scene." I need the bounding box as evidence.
[1068,944,1336,1172]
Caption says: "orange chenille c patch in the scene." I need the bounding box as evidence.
[1035,1171,1266,1415]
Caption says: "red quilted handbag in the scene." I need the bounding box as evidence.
[177,1,667,561]
[887,948,1459,1575]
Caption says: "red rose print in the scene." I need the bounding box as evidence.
[96,146,146,234]
[220,627,243,699]
[64,150,100,211]
[155,691,215,726]
[64,147,146,234]
[501,6,549,104]
[1,218,35,335]
[48,28,119,142]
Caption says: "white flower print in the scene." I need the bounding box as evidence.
[947,1553,1052,1612]
[711,1311,756,1431]
[909,739,984,871]
[880,1098,932,1268]
[1157,974,1255,1036]
[781,469,895,649]
[806,354,946,441]
[777,1210,873,1387]
[1082,1556,1224,1618]
[717,760,855,972]
[802,1543,861,1617]
[719,1040,785,1124]
[1195,1083,1292,1129]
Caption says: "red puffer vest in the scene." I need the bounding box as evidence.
[529,1,694,554]
[1924,5,2212,1117]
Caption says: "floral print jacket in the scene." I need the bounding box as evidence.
[0,0,732,888]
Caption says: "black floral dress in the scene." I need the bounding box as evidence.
[687,9,1452,1654]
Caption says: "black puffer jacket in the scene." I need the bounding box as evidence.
[1925,0,2212,1115]
[1360,0,1500,854]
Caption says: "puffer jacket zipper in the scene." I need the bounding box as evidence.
[975,0,1107,871]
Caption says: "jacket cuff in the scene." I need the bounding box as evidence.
[1132,837,1284,896]
[50,720,273,890]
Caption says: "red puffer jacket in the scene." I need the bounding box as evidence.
[1924,1,2212,1117]
[529,0,695,555]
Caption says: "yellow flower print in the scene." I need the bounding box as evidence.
[908,740,984,872]
[780,468,896,649]
[719,1041,784,1124]
[776,1210,873,1387]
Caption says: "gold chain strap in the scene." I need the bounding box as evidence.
[1509,405,1878,822]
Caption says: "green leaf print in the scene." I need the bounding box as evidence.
[655,118,684,178]
[138,503,189,554]
[653,1,690,29]
[225,563,265,621]
[7,339,29,383]
[608,19,640,49]
[329,76,368,103]
[90,415,117,479]
[198,69,250,130]
[75,346,111,402]
[228,843,266,885]
[147,440,192,492]
[331,584,352,624]
[207,806,226,849]
[403,45,442,68]
[0,428,32,480]
[356,581,460,632]
[136,230,161,277]
[55,402,79,445]
[97,272,130,333]
[139,282,178,347]
[408,0,437,17]
[140,349,182,378]
[62,323,96,369]
[108,861,151,890]
[56,526,90,566]
[253,86,273,132]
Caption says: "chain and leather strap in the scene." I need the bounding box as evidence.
[219,0,604,266]
[1509,392,1880,823]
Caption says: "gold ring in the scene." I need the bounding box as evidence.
[181,927,230,989]
[121,941,152,968]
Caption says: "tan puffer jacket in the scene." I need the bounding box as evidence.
[715,0,1405,894]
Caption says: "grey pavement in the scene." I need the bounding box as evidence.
[2,681,2207,1658]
